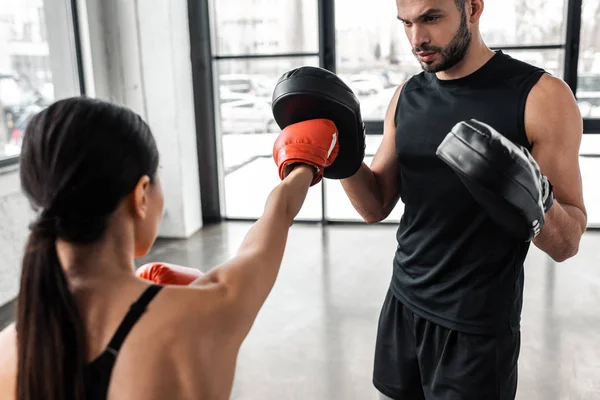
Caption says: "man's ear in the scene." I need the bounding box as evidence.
[130,175,151,219]
[469,0,484,23]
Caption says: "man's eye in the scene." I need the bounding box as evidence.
[424,16,439,23]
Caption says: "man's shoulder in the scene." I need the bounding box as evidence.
[525,73,582,144]
[530,73,572,95]
[527,73,577,115]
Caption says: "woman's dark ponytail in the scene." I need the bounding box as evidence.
[16,213,87,400]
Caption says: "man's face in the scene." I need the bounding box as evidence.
[396,0,472,73]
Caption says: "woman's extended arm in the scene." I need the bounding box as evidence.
[191,165,314,337]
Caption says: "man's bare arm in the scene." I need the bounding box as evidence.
[340,84,404,223]
[525,74,587,262]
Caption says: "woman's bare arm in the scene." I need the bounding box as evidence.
[190,165,314,339]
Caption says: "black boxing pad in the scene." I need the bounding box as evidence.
[436,119,549,242]
[271,66,365,179]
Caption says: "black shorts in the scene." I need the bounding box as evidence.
[373,289,520,400]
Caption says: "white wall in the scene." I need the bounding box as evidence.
[77,0,203,238]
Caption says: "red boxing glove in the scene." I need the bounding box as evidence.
[273,118,339,186]
[136,262,204,285]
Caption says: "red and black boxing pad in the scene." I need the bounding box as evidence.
[271,66,365,179]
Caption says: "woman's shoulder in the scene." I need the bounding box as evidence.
[0,323,17,362]
[136,283,244,360]
[142,283,232,337]
[0,323,17,399]
[0,322,16,340]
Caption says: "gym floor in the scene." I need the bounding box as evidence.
[2,222,599,399]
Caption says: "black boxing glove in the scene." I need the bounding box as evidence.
[436,119,554,241]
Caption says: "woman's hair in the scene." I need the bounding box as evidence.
[16,97,159,400]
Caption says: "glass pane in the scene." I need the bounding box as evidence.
[217,57,323,220]
[0,1,53,160]
[480,0,567,46]
[577,0,600,118]
[212,0,318,56]
[335,0,420,121]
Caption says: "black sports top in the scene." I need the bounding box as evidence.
[85,284,163,399]
[390,51,546,335]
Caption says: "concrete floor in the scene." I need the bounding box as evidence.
[1,221,598,399]
[136,222,600,400]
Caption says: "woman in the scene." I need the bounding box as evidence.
[0,96,336,399]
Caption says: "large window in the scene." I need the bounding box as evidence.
[206,0,600,225]
[210,0,322,219]
[0,0,55,161]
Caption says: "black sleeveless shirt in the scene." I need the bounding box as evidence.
[390,51,545,335]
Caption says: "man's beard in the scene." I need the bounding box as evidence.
[412,12,472,73]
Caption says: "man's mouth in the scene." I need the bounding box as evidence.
[416,51,436,62]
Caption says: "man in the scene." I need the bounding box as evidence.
[339,0,587,399]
